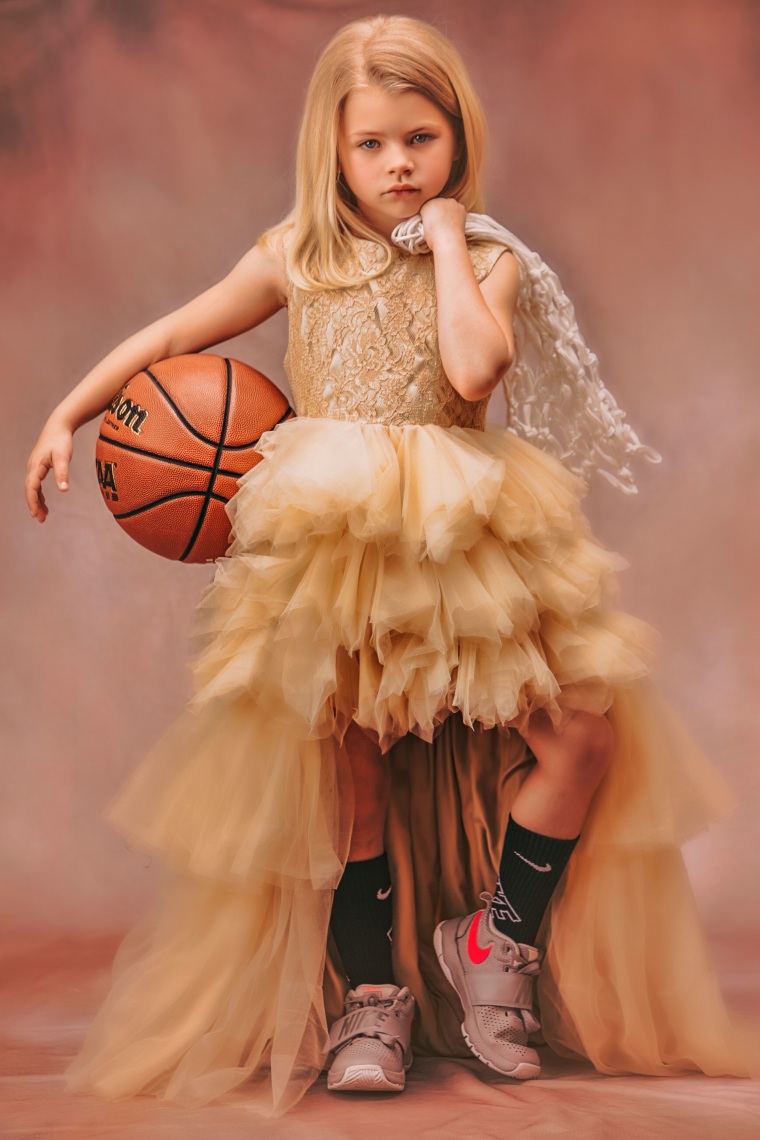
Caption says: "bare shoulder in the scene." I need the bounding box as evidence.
[479,246,521,298]
[266,233,290,307]
[234,232,288,309]
[478,247,521,347]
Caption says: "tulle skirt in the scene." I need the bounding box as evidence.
[64,417,760,1116]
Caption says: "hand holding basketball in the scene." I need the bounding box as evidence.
[25,418,75,522]
[26,353,293,560]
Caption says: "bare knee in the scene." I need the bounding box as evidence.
[525,710,614,784]
[561,711,614,780]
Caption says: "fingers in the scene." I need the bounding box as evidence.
[35,487,48,520]
[26,423,74,521]
[26,452,68,521]
[53,453,69,491]
[25,458,48,520]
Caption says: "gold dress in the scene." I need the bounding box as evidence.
[65,229,760,1116]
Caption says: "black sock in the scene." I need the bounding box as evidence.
[329,852,395,988]
[491,814,580,946]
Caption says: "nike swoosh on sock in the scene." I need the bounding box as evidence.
[514,851,552,872]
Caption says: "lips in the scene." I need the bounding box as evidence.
[386,186,418,193]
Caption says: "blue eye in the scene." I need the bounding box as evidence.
[358,133,434,150]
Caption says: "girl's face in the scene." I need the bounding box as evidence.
[337,86,459,240]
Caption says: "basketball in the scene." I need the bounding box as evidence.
[95,354,294,563]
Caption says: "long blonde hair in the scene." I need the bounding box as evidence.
[257,14,488,291]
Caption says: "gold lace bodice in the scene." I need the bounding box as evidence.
[280,230,507,429]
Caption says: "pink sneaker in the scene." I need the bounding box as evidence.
[327,983,415,1092]
[434,893,543,1079]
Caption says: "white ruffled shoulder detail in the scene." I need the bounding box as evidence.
[391,212,661,495]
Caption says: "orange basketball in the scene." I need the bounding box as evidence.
[95,354,294,563]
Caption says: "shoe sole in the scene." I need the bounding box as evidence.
[433,921,542,1081]
[327,1063,407,1092]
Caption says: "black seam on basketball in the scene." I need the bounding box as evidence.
[211,401,294,446]
[273,405,296,429]
[179,358,234,561]
[143,367,291,449]
[143,368,226,447]
[215,401,294,446]
[97,433,246,479]
[114,491,229,519]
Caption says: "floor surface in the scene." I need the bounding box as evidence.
[2,933,759,1139]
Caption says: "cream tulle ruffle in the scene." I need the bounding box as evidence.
[193,418,657,749]
[65,417,760,1116]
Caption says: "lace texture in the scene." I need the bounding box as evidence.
[283,234,506,429]
[393,213,662,494]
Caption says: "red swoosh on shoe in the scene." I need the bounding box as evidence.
[467,911,492,965]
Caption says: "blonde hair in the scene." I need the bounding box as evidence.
[257,14,488,291]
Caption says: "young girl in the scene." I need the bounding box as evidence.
[25,12,760,1118]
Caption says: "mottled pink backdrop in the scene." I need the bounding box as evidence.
[3,0,759,953]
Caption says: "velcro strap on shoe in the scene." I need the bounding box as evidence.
[328,1003,412,1054]
[466,970,536,1011]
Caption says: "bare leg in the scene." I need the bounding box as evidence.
[511,709,615,837]
[337,719,391,860]
[432,708,616,1080]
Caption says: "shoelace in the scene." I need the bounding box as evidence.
[335,990,412,1054]
[346,994,395,1012]
[345,988,413,1015]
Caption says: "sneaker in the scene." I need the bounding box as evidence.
[434,892,543,1079]
[326,983,415,1092]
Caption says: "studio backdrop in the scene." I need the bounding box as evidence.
[3,1,759,963]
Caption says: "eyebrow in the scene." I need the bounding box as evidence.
[348,124,439,139]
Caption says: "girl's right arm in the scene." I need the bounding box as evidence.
[25,236,286,522]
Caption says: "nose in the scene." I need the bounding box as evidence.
[386,142,414,176]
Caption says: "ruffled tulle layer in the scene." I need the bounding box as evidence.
[191,418,658,748]
[64,417,760,1116]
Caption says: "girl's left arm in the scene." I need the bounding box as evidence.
[423,200,520,402]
